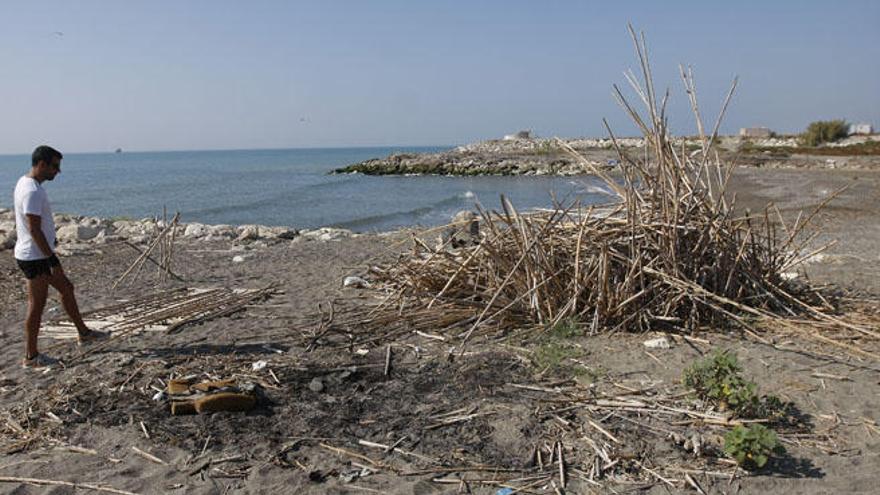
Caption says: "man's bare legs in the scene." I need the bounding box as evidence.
[24,275,50,359]
[24,267,99,362]
[47,266,90,336]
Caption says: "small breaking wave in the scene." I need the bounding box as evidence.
[334,191,476,231]
[578,184,614,195]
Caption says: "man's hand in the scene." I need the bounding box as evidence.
[25,213,54,258]
[51,263,64,276]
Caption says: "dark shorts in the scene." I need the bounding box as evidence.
[16,255,60,280]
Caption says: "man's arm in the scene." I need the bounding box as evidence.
[26,214,55,259]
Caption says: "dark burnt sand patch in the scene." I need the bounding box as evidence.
[182,351,537,468]
[4,344,542,467]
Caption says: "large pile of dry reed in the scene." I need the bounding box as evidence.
[353,28,835,346]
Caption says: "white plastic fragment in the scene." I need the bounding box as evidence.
[643,337,671,349]
[343,276,371,289]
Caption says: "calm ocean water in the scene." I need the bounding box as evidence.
[0,147,609,232]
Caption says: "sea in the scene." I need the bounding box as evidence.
[0,147,611,232]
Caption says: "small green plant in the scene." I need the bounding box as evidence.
[532,318,582,373]
[723,424,784,470]
[801,119,848,147]
[533,341,578,371]
[683,350,749,409]
[550,317,581,339]
[754,395,788,420]
[682,350,786,418]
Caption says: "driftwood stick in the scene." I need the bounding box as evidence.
[120,242,183,281]
[319,443,389,470]
[384,345,392,376]
[131,446,166,465]
[139,421,150,440]
[118,362,149,392]
[0,476,140,495]
[585,418,621,444]
[113,212,180,289]
[356,439,438,463]
[557,441,566,488]
[684,473,707,495]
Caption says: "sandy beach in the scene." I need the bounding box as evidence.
[1,2,877,493]
[0,166,878,494]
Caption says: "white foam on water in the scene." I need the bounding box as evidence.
[580,184,614,195]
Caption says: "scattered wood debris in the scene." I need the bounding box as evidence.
[41,285,277,341]
[113,211,181,289]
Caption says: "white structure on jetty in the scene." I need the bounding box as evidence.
[739,127,773,138]
[503,130,532,140]
[849,123,874,135]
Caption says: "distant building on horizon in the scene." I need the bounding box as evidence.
[739,127,773,139]
[849,123,874,135]
[503,130,532,140]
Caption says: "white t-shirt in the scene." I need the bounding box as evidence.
[13,176,56,261]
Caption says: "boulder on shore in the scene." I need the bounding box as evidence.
[57,224,100,243]
[437,210,480,249]
[209,225,236,239]
[300,228,352,242]
[184,223,210,238]
[0,227,15,250]
[236,225,261,242]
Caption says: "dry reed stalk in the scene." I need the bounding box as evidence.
[113,212,180,289]
[0,477,139,495]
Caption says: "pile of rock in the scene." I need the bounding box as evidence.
[333,136,735,176]
[0,208,354,253]
[180,222,299,243]
[827,134,880,147]
[747,137,800,148]
[0,208,14,249]
[333,148,612,176]
[454,137,648,154]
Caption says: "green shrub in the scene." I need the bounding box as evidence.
[532,318,582,372]
[683,350,749,408]
[723,424,784,469]
[682,350,786,419]
[550,317,581,339]
[801,120,848,147]
[533,341,578,371]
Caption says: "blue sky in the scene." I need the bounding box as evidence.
[0,1,877,153]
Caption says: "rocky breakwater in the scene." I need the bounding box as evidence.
[0,207,355,259]
[334,134,880,175]
[333,137,642,176]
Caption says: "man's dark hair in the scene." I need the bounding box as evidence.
[32,145,63,166]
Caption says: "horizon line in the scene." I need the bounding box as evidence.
[0,143,460,158]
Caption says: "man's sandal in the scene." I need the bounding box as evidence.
[22,353,59,369]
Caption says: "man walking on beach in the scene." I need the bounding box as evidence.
[13,145,107,368]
